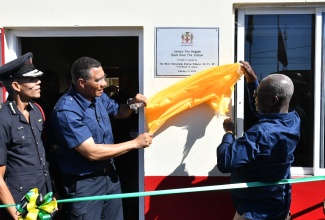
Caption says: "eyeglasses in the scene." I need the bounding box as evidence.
[253,89,274,98]
[92,74,107,84]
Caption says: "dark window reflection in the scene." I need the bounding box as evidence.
[244,14,315,167]
[321,13,325,168]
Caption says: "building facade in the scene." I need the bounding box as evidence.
[1,1,325,219]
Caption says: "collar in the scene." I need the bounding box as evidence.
[259,109,297,120]
[68,86,99,111]
[7,101,33,115]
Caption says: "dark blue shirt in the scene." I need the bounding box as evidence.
[217,81,300,220]
[51,86,119,176]
[0,101,52,202]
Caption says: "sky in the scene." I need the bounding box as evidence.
[245,14,313,80]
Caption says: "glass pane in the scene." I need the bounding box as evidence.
[321,13,325,168]
[244,14,314,167]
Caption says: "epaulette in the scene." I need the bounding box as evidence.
[33,102,46,122]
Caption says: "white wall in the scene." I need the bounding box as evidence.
[0,0,235,177]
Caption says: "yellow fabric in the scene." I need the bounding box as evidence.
[18,188,39,220]
[145,63,243,133]
[39,201,57,213]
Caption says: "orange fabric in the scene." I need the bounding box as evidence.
[145,63,243,133]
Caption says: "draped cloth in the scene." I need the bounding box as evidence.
[145,63,243,133]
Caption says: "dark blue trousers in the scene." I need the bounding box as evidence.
[62,169,123,220]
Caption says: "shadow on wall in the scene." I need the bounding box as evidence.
[152,103,217,163]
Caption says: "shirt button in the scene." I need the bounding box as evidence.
[19,187,23,192]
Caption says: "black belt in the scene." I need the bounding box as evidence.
[63,163,114,180]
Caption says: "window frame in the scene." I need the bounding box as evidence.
[237,7,323,176]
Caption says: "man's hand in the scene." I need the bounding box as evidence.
[134,133,153,149]
[223,118,235,134]
[132,94,148,106]
[240,61,257,83]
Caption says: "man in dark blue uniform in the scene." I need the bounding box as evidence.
[0,53,53,220]
[51,56,153,220]
[217,61,300,220]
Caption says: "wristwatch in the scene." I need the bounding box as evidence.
[126,98,133,109]
[126,98,144,113]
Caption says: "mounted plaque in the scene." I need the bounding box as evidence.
[155,27,219,77]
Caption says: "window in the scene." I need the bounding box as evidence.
[244,14,314,168]
[237,8,320,175]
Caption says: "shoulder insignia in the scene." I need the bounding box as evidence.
[33,102,46,122]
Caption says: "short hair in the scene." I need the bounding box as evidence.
[262,74,294,103]
[71,57,101,85]
[1,79,14,95]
